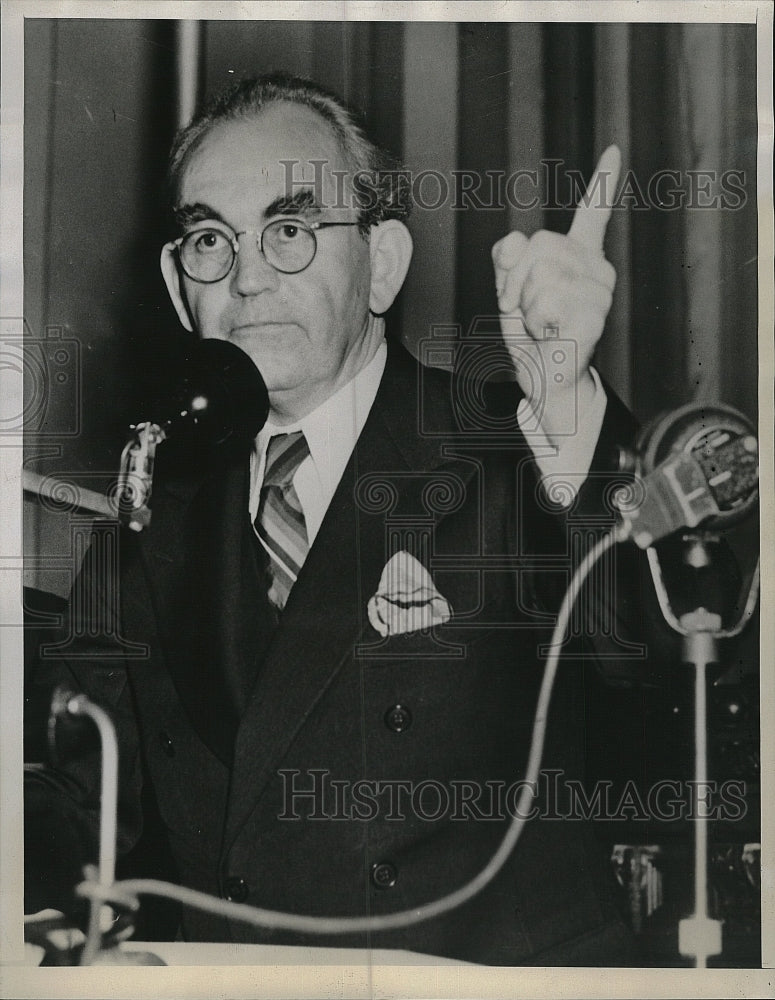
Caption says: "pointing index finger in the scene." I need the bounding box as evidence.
[568,144,621,254]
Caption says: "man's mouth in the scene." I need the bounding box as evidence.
[230,321,298,334]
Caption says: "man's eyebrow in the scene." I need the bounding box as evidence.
[174,189,322,230]
[174,203,230,230]
[264,188,321,219]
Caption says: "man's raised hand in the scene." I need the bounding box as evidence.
[491,145,622,435]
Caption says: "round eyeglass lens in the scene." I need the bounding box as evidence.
[262,219,317,273]
[180,228,234,282]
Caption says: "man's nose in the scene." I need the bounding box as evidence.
[231,234,279,295]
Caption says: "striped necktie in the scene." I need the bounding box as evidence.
[254,431,310,609]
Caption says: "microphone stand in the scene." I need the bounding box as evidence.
[646,532,760,968]
[46,687,165,966]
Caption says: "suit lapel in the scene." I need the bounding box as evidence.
[224,342,478,848]
[139,441,276,765]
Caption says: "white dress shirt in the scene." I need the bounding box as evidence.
[250,342,388,546]
[250,339,607,552]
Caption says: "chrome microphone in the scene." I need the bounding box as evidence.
[615,403,758,549]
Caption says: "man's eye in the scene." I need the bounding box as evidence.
[276,222,302,241]
[191,230,230,253]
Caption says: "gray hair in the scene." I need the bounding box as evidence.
[168,71,412,234]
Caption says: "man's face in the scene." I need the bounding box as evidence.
[166,102,374,420]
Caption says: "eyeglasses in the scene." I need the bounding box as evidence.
[172,218,361,283]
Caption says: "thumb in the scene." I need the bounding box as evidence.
[492,231,530,314]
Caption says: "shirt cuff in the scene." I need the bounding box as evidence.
[516,367,607,505]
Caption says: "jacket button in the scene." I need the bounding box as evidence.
[224,877,249,903]
[384,704,412,733]
[159,731,175,757]
[371,861,398,889]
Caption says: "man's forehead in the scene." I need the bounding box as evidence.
[176,102,352,210]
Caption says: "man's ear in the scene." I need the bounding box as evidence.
[160,243,195,333]
[368,220,413,315]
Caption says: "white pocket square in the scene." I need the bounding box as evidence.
[367,550,452,637]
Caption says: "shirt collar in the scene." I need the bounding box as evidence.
[255,340,387,495]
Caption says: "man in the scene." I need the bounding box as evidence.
[26,72,643,964]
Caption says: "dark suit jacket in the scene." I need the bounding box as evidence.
[25,339,646,965]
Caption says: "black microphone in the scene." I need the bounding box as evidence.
[145,337,269,446]
[119,339,269,530]
[615,403,758,549]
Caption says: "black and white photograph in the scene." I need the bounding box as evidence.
[1,2,772,996]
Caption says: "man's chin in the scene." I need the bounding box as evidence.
[242,357,310,402]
